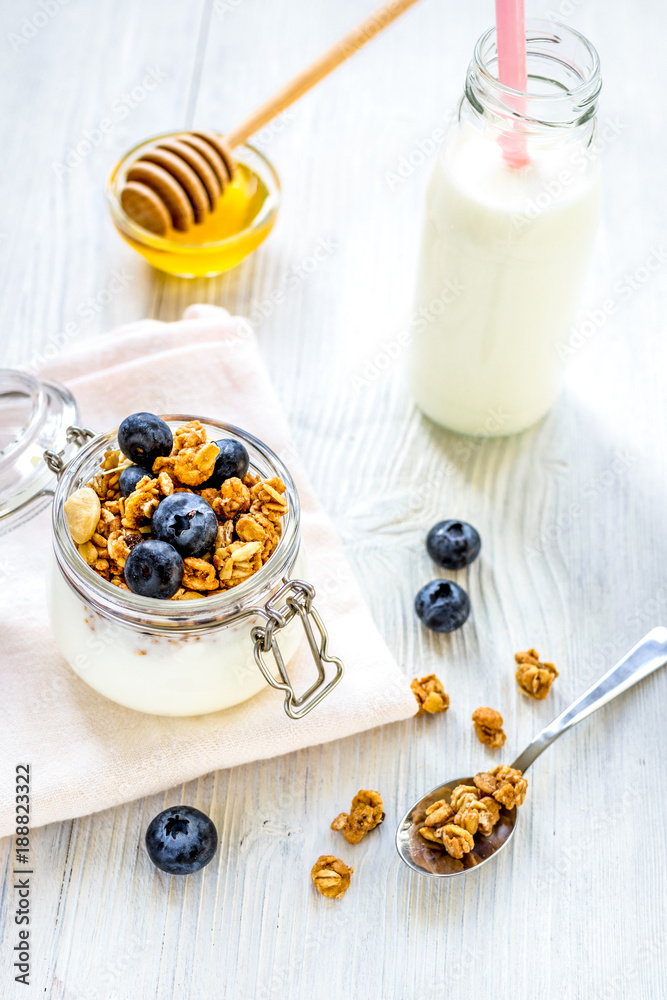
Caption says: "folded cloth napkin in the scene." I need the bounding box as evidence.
[0,305,416,837]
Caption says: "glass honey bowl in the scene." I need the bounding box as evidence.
[107,131,281,278]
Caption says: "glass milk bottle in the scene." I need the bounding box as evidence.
[408,21,602,436]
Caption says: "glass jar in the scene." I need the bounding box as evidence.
[408,21,602,437]
[0,372,343,718]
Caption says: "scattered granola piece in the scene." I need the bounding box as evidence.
[182,557,219,592]
[121,477,161,529]
[242,471,261,489]
[174,442,220,487]
[64,487,101,544]
[411,674,450,715]
[249,478,288,522]
[330,790,384,844]
[473,765,528,809]
[441,823,475,859]
[450,784,480,812]
[157,471,174,496]
[107,529,131,570]
[172,420,208,451]
[311,856,354,899]
[214,478,251,518]
[418,825,445,846]
[475,796,502,835]
[423,799,455,828]
[515,648,559,700]
[214,540,262,588]
[472,706,506,748]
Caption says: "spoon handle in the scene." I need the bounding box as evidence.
[511,627,667,773]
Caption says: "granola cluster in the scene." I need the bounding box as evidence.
[474,765,528,809]
[415,766,527,860]
[411,674,450,715]
[66,421,287,600]
[312,788,384,899]
[471,706,506,748]
[311,856,354,899]
[515,648,558,700]
[330,790,384,844]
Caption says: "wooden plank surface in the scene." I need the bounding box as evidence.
[2,0,667,997]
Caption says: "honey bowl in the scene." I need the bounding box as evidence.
[107,131,281,278]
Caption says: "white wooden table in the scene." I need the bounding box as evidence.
[2,0,667,997]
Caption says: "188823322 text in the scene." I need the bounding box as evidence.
[13,764,32,986]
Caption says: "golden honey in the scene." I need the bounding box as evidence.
[107,135,280,278]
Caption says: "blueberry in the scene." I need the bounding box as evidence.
[426,520,481,570]
[145,805,218,875]
[124,540,184,599]
[118,412,173,470]
[415,579,471,632]
[152,493,218,558]
[119,464,152,497]
[201,438,250,488]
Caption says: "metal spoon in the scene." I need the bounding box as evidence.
[396,627,667,878]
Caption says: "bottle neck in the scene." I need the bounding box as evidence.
[463,20,601,150]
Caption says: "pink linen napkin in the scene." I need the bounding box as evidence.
[0,305,416,837]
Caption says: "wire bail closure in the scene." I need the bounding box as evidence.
[44,425,96,476]
[251,578,344,719]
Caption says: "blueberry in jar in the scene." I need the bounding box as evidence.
[415,579,471,632]
[145,805,218,875]
[118,412,173,470]
[119,464,152,497]
[201,438,250,488]
[124,539,184,600]
[152,493,218,558]
[426,520,481,570]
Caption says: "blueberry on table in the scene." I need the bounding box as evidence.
[117,412,173,469]
[124,539,184,599]
[201,438,250,488]
[145,806,218,875]
[119,464,152,497]
[415,579,471,632]
[152,493,218,557]
[426,520,481,570]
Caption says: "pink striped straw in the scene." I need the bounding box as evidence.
[495,0,529,166]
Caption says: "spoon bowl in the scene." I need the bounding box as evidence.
[396,776,517,878]
[396,627,667,879]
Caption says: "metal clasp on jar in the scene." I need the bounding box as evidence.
[251,579,344,719]
[44,425,96,476]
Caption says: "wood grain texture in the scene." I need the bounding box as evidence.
[1,0,667,997]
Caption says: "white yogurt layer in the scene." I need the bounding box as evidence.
[48,547,307,716]
[409,121,602,436]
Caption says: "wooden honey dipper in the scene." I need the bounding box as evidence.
[119,0,422,236]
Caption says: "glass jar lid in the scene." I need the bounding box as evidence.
[0,369,80,533]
